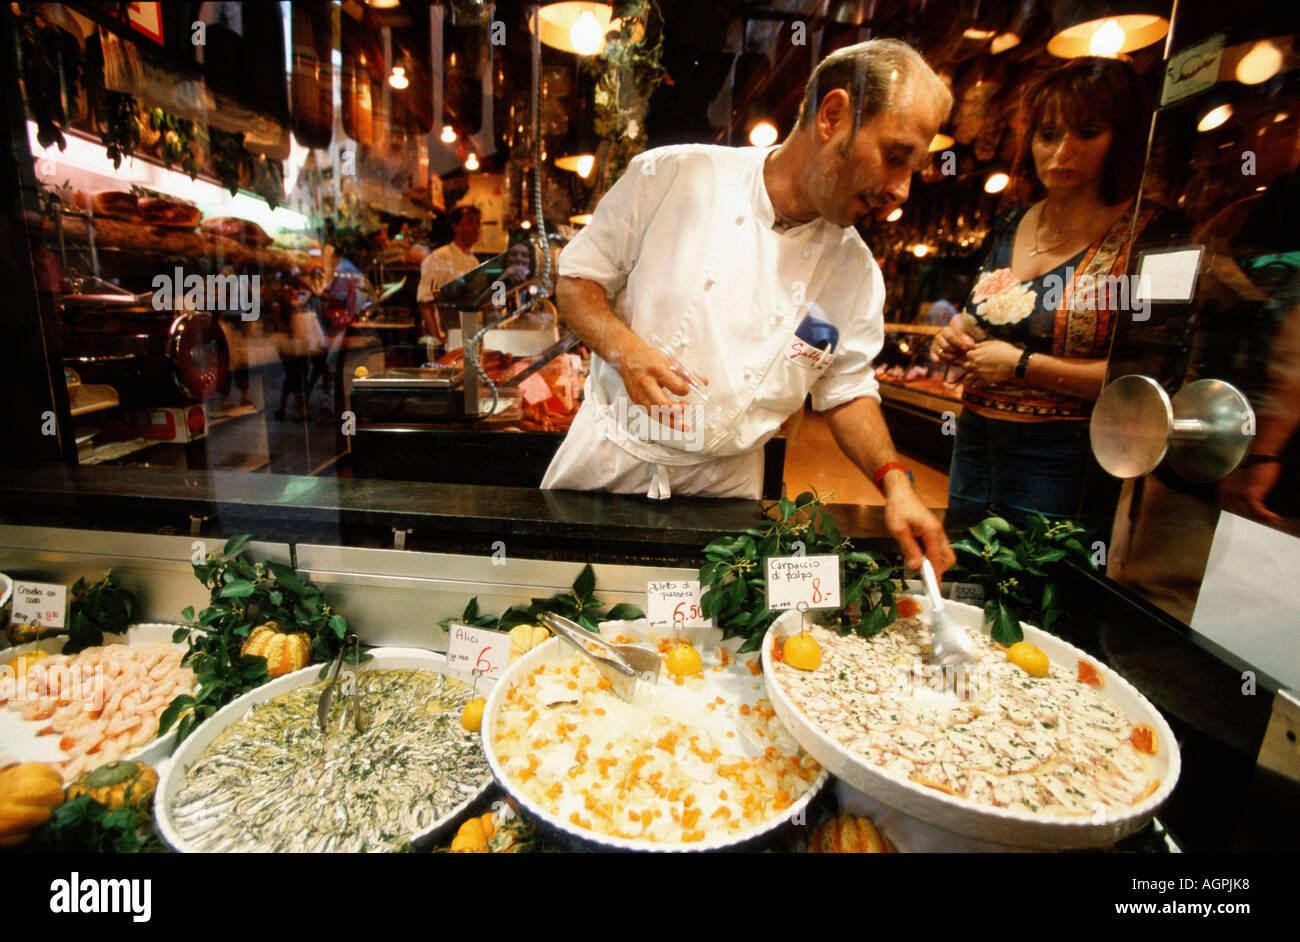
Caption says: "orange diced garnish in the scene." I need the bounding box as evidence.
[681,830,705,843]
[596,677,612,692]
[747,659,761,675]
[681,807,702,829]
[1077,659,1104,687]
[1130,724,1157,755]
[896,597,923,618]
[910,776,959,796]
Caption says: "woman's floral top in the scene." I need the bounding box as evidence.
[960,206,1148,420]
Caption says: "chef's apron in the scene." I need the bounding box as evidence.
[542,326,834,500]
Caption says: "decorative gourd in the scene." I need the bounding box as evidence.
[65,760,158,812]
[807,814,893,853]
[450,812,496,852]
[0,762,65,848]
[508,623,550,663]
[241,621,313,678]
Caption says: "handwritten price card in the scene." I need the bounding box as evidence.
[765,556,841,611]
[646,580,709,629]
[12,581,67,629]
[446,623,511,680]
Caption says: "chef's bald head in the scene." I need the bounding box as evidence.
[794,39,952,137]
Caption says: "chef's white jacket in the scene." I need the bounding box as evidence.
[542,144,885,499]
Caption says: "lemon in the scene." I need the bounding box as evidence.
[1006,641,1049,678]
[665,644,703,677]
[783,633,822,671]
[354,365,370,379]
[461,697,486,732]
[6,650,50,684]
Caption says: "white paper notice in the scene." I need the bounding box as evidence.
[766,555,841,611]
[1191,512,1300,690]
[12,581,67,630]
[1135,247,1204,303]
[446,623,512,681]
[646,580,708,629]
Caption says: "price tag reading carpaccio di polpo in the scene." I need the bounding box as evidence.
[646,580,709,629]
[765,555,841,611]
[446,623,512,681]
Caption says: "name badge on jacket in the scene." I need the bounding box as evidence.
[788,313,838,373]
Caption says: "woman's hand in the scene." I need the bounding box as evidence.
[930,315,977,364]
[963,340,1022,385]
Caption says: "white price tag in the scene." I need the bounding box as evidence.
[446,623,512,680]
[12,581,67,629]
[646,580,708,629]
[765,555,841,611]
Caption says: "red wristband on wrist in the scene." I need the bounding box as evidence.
[872,461,911,488]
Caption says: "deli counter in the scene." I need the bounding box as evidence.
[0,468,1294,855]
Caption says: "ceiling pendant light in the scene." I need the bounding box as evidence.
[1046,1,1169,59]
[556,153,596,178]
[388,65,408,90]
[1235,40,1285,85]
[570,213,594,226]
[984,171,1011,194]
[1197,103,1233,132]
[748,121,778,147]
[536,3,620,56]
[441,125,458,144]
[465,152,480,171]
[886,208,903,222]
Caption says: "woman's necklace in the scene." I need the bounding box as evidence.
[1030,202,1105,256]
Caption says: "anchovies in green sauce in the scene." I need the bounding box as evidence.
[171,670,489,852]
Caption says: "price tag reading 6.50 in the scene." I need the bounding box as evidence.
[446,623,511,680]
[646,580,709,629]
[765,555,841,611]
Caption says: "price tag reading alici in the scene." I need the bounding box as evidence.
[765,555,841,611]
[12,581,67,629]
[446,623,512,680]
[646,580,709,629]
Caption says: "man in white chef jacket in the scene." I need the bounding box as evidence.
[542,39,955,573]
[417,205,483,343]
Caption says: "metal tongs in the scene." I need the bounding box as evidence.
[317,631,365,734]
[538,612,662,702]
[921,559,976,668]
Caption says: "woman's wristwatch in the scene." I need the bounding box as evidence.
[1014,347,1034,381]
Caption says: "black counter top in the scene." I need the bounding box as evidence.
[0,464,900,564]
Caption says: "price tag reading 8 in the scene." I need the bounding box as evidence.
[447,623,511,681]
[765,555,841,611]
[646,580,709,629]
[12,581,68,629]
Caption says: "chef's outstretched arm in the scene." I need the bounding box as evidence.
[823,396,956,576]
[556,275,693,420]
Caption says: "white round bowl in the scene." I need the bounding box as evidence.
[762,601,1180,850]
[154,647,493,853]
[0,623,191,771]
[481,619,829,852]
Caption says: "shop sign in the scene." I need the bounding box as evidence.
[125,3,164,45]
[1161,33,1224,107]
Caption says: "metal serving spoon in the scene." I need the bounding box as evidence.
[921,559,976,668]
[539,612,661,702]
